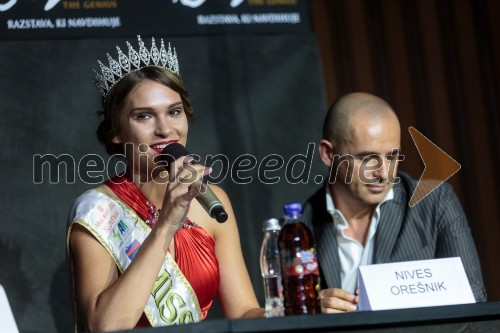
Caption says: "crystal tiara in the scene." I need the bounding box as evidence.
[92,35,180,98]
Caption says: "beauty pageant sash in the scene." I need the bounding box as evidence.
[67,188,201,327]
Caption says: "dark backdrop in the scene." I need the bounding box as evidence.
[3,1,498,332]
[0,35,326,332]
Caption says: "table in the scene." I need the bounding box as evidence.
[127,301,500,333]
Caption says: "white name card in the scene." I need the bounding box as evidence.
[358,257,475,311]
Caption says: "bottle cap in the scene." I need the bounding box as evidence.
[263,218,281,231]
[283,202,302,216]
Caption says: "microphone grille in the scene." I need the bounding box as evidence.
[160,143,190,169]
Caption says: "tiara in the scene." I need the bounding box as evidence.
[92,35,180,98]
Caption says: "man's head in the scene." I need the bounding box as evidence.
[319,92,402,208]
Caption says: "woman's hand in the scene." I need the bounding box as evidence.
[157,155,211,231]
[320,288,359,313]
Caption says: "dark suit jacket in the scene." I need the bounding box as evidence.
[302,172,487,302]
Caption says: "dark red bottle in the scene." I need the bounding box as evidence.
[278,202,321,315]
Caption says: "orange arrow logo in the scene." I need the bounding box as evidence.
[408,127,461,207]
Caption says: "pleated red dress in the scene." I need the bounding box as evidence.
[105,176,220,326]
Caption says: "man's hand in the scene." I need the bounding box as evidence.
[319,288,359,313]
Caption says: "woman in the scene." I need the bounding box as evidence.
[67,36,263,332]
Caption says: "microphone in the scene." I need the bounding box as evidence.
[160,143,228,223]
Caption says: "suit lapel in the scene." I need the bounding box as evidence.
[374,183,406,264]
[316,222,341,288]
[308,187,341,288]
[307,179,409,287]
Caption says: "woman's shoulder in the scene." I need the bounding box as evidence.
[208,184,230,202]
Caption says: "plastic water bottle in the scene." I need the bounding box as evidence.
[260,218,285,318]
[278,203,321,315]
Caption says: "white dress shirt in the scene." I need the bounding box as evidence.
[325,187,394,293]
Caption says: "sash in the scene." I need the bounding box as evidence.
[67,188,202,327]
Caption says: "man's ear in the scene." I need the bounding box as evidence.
[318,139,335,167]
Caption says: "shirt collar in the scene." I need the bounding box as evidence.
[325,185,394,225]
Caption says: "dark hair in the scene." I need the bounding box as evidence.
[96,66,193,155]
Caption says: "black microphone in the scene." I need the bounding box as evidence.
[160,143,228,223]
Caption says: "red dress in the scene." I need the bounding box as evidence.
[105,176,220,326]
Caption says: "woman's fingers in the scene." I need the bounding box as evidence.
[168,156,209,186]
[165,156,212,205]
[168,155,195,182]
[158,156,214,230]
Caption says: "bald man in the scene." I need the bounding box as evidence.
[302,92,486,313]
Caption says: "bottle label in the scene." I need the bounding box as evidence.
[283,249,319,277]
